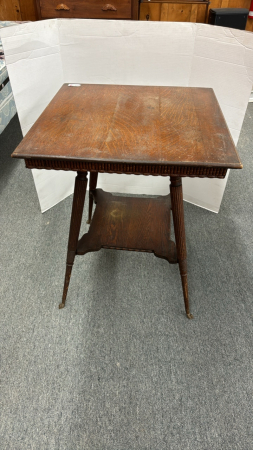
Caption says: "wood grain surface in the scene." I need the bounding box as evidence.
[12,84,242,170]
[139,0,253,28]
[19,0,38,20]
[139,1,208,23]
[76,189,177,264]
[0,0,22,21]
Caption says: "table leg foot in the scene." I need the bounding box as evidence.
[187,313,194,319]
[59,303,65,309]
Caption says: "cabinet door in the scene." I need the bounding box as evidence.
[139,1,207,23]
[19,0,38,21]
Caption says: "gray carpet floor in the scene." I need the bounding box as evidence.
[0,106,253,450]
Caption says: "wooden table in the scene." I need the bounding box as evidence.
[12,84,242,318]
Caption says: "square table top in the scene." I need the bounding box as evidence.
[12,84,242,171]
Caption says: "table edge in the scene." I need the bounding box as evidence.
[12,153,243,170]
[20,157,239,178]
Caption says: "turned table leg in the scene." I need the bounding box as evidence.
[59,171,88,309]
[87,171,98,224]
[170,176,193,319]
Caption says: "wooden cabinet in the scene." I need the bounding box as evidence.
[35,0,139,19]
[139,0,208,23]
[2,0,253,31]
[0,0,37,21]
[139,0,253,31]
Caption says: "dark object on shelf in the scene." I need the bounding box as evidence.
[208,8,249,30]
[0,77,9,93]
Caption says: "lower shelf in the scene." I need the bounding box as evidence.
[77,189,177,264]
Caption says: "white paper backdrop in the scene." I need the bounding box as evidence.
[1,20,253,212]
